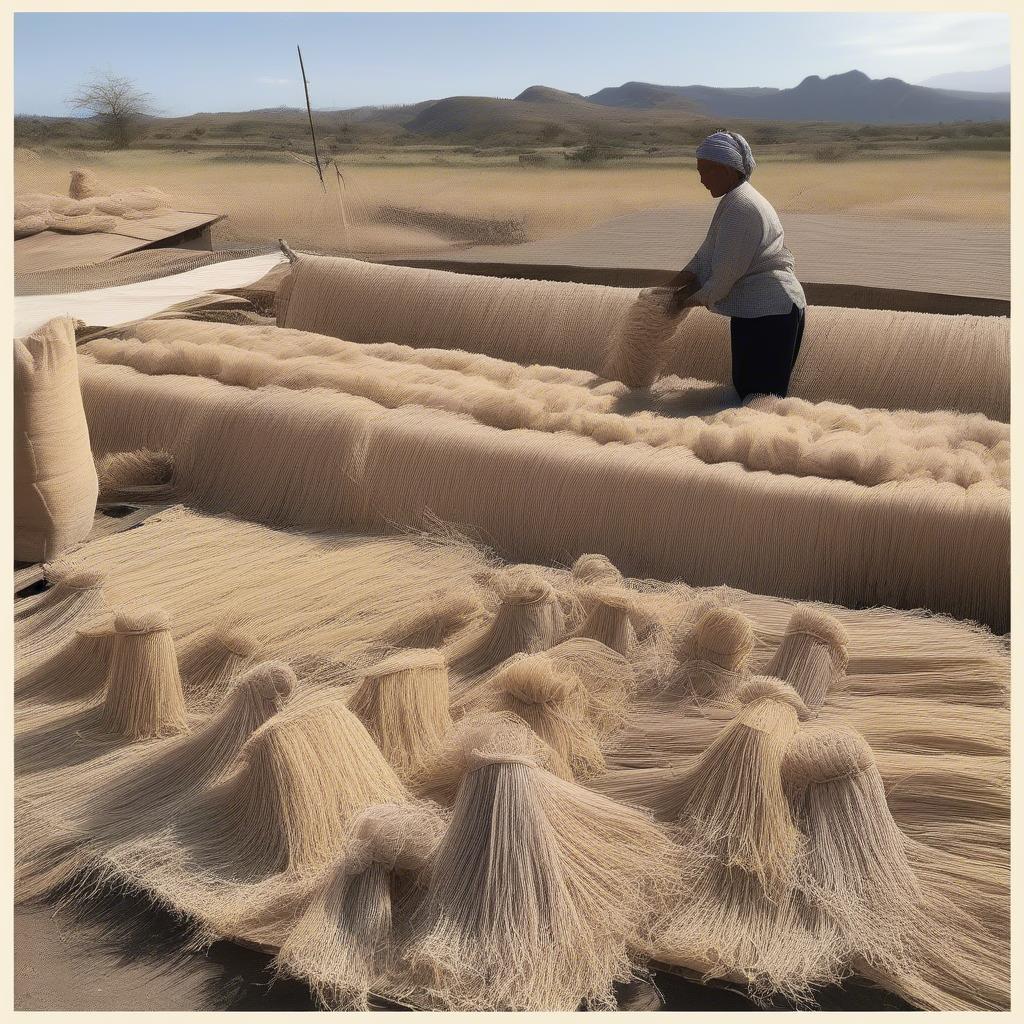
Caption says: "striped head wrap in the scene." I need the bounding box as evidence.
[695,130,756,179]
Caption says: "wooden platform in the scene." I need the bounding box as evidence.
[14,211,224,276]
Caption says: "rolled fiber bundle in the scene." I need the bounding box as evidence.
[78,357,1009,630]
[762,607,848,711]
[274,802,445,1010]
[46,212,119,234]
[15,317,99,562]
[782,725,1008,1010]
[405,720,677,1010]
[15,215,48,239]
[661,304,1008,421]
[279,253,678,384]
[567,584,639,655]
[347,649,453,780]
[277,254,1007,419]
[98,606,189,741]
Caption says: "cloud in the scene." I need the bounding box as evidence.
[257,76,293,86]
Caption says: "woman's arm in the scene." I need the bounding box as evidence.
[681,206,762,309]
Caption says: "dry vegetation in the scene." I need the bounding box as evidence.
[15,147,1008,257]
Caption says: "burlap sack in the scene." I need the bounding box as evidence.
[15,317,98,561]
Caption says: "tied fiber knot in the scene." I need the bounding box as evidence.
[455,716,547,774]
[678,606,754,669]
[571,552,623,585]
[787,607,849,661]
[239,660,296,703]
[781,724,874,789]
[493,654,576,706]
[344,803,443,875]
[114,605,171,635]
[494,566,555,606]
[737,676,810,719]
[363,647,447,679]
[465,749,540,774]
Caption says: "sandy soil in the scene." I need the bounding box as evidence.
[429,205,1010,299]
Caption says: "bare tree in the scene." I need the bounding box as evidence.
[67,70,155,149]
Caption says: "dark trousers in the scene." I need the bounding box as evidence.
[730,303,805,401]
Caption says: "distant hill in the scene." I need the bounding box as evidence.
[918,65,1010,94]
[589,70,1010,124]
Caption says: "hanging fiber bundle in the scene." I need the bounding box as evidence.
[600,287,689,388]
[763,607,848,711]
[347,649,453,780]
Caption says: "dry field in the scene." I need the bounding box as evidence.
[15,147,1008,258]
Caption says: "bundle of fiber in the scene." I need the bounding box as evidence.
[346,649,453,780]
[542,638,636,737]
[446,567,565,689]
[97,607,189,741]
[69,168,106,200]
[16,662,295,903]
[273,802,445,1009]
[600,287,690,388]
[404,720,677,1010]
[14,317,98,562]
[84,323,1009,491]
[14,565,107,669]
[567,585,639,656]
[782,726,1008,1010]
[388,591,488,649]
[96,449,175,504]
[15,614,114,706]
[177,622,263,705]
[275,254,1008,419]
[762,607,848,711]
[659,605,755,704]
[278,253,680,385]
[571,552,623,586]
[457,652,606,781]
[78,357,1008,630]
[12,186,174,238]
[89,691,411,941]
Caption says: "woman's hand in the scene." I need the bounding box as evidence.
[668,277,701,314]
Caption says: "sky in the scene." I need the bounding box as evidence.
[14,11,1012,117]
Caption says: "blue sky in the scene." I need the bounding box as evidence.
[15,11,1011,117]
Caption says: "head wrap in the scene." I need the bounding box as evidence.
[695,131,756,179]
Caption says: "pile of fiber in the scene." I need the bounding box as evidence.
[75,337,1008,629]
[84,319,1010,492]
[277,254,1008,419]
[14,505,1008,1010]
[14,168,173,239]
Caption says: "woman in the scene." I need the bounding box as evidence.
[668,130,806,401]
